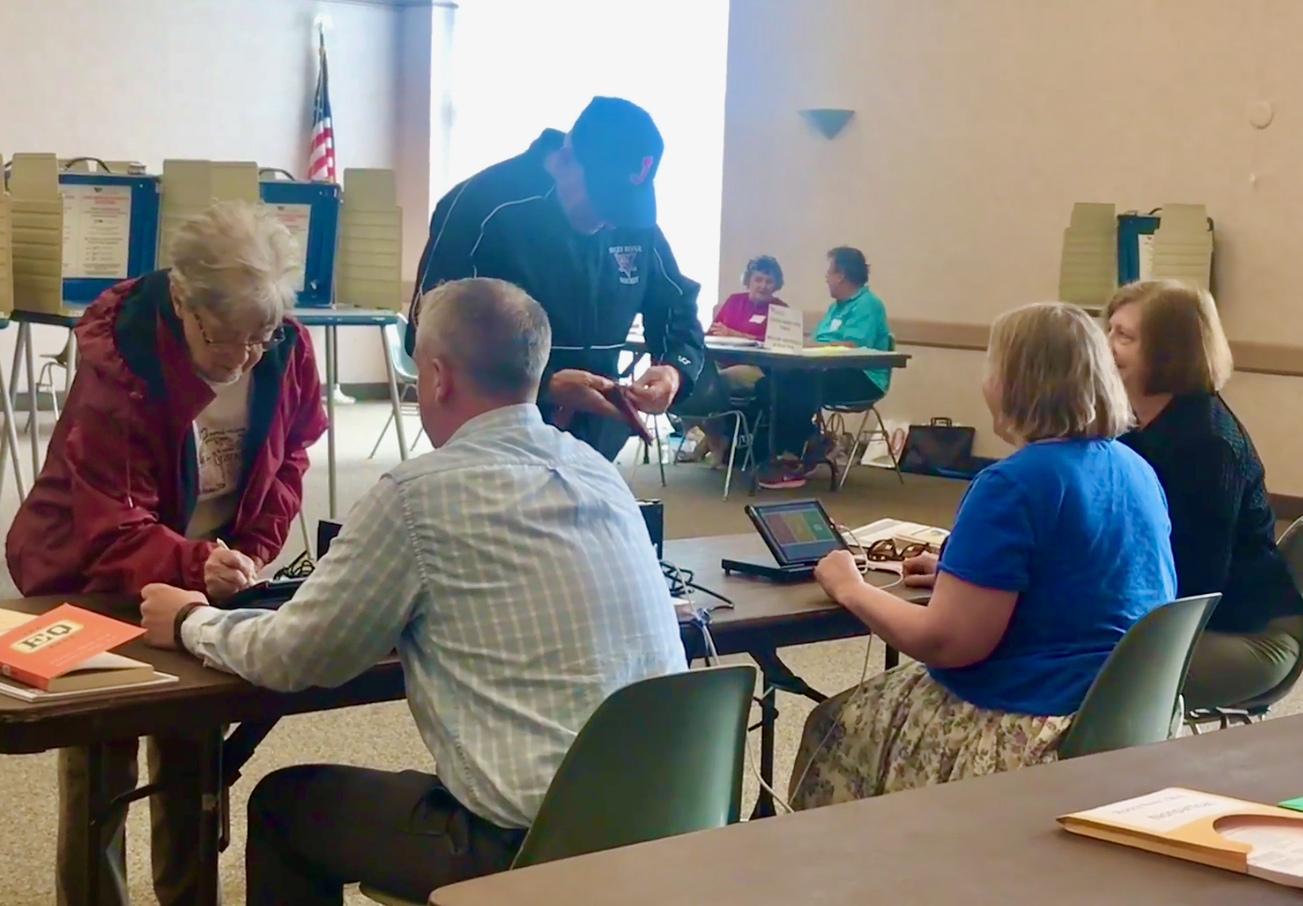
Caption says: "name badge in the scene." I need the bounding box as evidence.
[749,314,766,324]
[830,318,843,330]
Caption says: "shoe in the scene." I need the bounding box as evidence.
[757,465,808,490]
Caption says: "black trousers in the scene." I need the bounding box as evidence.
[246,765,526,906]
[755,368,883,458]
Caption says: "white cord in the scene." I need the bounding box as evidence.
[746,685,795,814]
[787,635,874,806]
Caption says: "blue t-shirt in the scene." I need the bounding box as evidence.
[928,438,1176,716]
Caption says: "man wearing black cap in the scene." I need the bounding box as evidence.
[406,96,705,460]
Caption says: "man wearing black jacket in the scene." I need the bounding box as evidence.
[406,96,705,460]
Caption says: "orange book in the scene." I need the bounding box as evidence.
[1060,788,1303,888]
[0,604,146,692]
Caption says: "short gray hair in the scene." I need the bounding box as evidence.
[415,278,551,399]
[168,200,297,326]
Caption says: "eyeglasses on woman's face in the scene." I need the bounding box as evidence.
[188,307,286,352]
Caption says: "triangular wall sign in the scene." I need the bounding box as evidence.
[799,108,855,139]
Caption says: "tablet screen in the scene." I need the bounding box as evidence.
[750,500,844,565]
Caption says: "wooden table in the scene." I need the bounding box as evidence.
[0,534,902,904]
[433,716,1303,906]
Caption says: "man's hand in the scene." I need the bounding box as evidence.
[902,552,940,589]
[814,550,864,603]
[205,545,259,599]
[548,369,622,420]
[140,583,208,649]
[707,323,749,338]
[626,365,681,414]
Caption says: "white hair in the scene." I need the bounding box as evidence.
[168,200,297,326]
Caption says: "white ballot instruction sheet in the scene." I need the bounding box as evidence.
[61,184,132,280]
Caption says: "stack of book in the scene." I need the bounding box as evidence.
[0,604,177,702]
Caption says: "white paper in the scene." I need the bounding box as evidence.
[1221,822,1303,887]
[0,671,178,702]
[268,203,311,292]
[763,303,804,353]
[749,314,766,324]
[1078,788,1247,833]
[1137,233,1155,282]
[61,183,132,279]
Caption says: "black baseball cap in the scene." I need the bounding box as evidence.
[569,97,664,230]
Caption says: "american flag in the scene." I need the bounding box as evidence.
[308,29,337,182]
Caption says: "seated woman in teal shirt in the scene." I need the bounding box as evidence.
[757,246,893,489]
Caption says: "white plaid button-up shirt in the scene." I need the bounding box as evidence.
[182,404,686,828]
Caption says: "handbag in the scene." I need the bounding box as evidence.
[899,418,976,476]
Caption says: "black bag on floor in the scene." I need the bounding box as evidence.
[900,418,977,476]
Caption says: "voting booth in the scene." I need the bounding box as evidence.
[259,174,340,308]
[1058,202,1215,311]
[1118,207,1215,288]
[6,153,160,314]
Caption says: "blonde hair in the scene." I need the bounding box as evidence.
[1103,280,1233,394]
[987,302,1132,443]
[168,200,297,327]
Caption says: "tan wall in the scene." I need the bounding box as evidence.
[722,0,1303,492]
[0,0,404,382]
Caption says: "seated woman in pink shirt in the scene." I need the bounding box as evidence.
[675,256,786,462]
[710,255,787,340]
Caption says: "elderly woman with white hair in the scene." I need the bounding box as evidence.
[7,199,328,906]
[789,302,1176,810]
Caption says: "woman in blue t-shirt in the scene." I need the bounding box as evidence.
[789,302,1176,810]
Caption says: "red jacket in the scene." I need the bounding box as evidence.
[6,270,329,596]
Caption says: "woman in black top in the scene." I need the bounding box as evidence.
[1106,280,1303,710]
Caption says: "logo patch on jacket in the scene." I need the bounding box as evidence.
[609,245,642,285]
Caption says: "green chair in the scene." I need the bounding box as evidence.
[360,664,757,905]
[1186,517,1303,730]
[1058,593,1220,760]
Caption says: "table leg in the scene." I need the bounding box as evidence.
[9,321,25,414]
[884,645,900,670]
[381,325,408,460]
[768,372,779,466]
[325,325,338,519]
[83,742,115,906]
[65,330,78,394]
[749,648,827,820]
[0,365,26,500]
[750,374,781,495]
[23,323,41,478]
[196,728,224,906]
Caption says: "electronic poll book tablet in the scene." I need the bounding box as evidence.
[723,499,848,581]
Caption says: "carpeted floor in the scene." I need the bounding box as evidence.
[0,402,1297,905]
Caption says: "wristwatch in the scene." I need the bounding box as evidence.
[173,601,205,651]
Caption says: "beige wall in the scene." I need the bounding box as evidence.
[723,0,1303,491]
[0,0,405,383]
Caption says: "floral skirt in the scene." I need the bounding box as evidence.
[788,661,1072,810]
